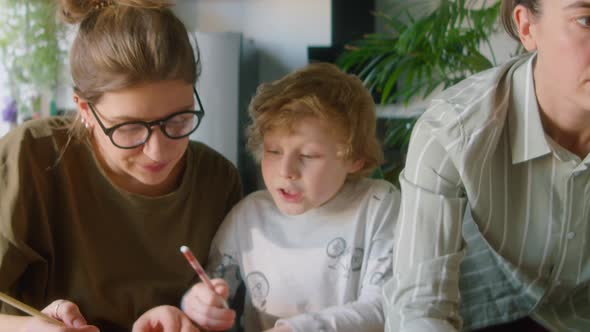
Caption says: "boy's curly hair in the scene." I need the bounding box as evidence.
[247,62,383,178]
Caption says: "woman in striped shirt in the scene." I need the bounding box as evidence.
[385,0,590,331]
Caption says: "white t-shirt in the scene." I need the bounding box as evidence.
[208,178,400,332]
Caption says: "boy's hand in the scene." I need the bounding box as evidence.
[132,305,199,332]
[181,279,235,331]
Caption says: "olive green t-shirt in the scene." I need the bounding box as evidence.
[0,117,242,331]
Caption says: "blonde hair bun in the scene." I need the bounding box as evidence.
[57,0,174,24]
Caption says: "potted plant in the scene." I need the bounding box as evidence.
[337,0,504,183]
[0,0,64,122]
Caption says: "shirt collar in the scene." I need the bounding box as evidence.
[508,53,552,164]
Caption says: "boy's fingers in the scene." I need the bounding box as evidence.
[211,279,230,299]
[191,282,227,308]
[183,299,234,331]
[190,310,235,331]
[185,296,235,322]
[181,280,233,330]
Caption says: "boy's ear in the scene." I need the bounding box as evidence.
[348,159,365,174]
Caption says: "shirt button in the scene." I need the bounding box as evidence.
[567,232,576,240]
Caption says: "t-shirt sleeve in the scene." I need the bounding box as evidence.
[207,204,244,302]
[0,127,49,312]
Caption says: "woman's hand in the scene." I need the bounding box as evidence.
[181,279,235,331]
[21,299,99,332]
[132,305,200,332]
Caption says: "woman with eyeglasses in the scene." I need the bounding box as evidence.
[0,1,241,332]
[386,0,590,331]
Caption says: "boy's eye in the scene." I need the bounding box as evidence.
[265,149,280,155]
[575,16,590,27]
[300,154,317,159]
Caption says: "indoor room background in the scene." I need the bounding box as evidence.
[0,0,515,193]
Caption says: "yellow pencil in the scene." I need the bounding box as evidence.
[0,292,63,325]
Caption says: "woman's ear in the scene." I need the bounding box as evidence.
[514,4,538,51]
[73,94,93,129]
[73,94,89,112]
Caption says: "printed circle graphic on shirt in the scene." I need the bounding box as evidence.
[214,254,241,281]
[246,271,269,309]
[326,237,347,258]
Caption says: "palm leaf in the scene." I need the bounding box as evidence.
[337,0,503,184]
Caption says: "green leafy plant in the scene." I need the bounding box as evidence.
[338,0,502,183]
[0,0,64,118]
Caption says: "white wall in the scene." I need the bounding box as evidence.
[189,32,242,166]
[173,0,331,83]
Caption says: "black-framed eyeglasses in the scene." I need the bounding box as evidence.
[88,87,205,149]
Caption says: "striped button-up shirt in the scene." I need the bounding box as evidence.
[384,53,590,332]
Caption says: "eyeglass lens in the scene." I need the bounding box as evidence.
[111,112,200,148]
